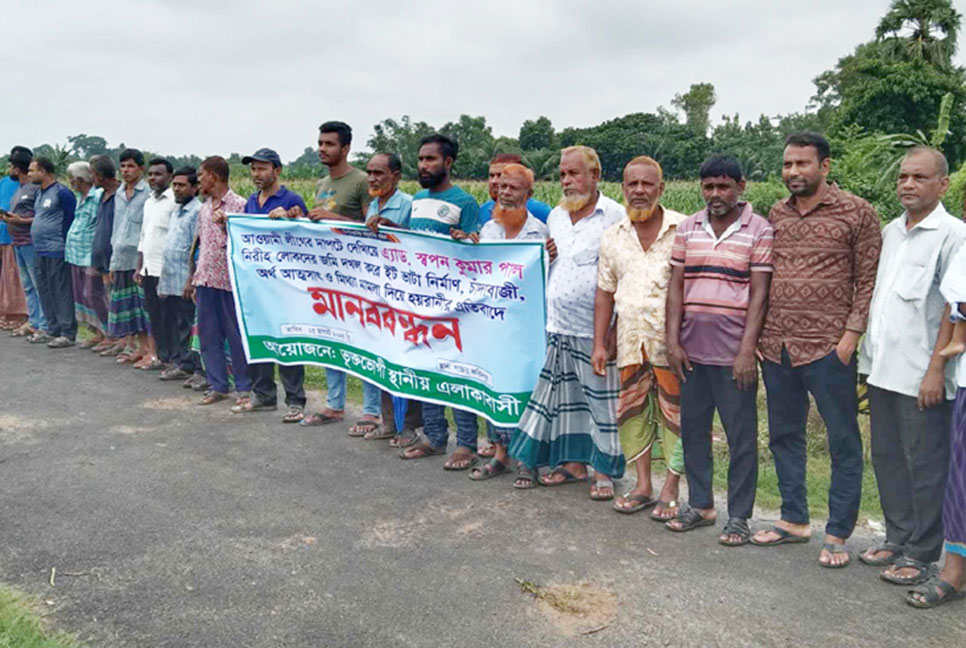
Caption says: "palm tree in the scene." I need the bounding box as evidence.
[875,0,962,67]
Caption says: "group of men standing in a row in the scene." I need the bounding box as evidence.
[1,123,965,609]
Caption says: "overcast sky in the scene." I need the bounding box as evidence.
[4,0,965,162]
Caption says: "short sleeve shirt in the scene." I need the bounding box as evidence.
[314,168,370,222]
[597,207,686,367]
[7,183,37,246]
[366,189,413,228]
[669,202,774,366]
[244,185,308,216]
[193,189,247,291]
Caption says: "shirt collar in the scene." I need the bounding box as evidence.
[696,201,754,227]
[123,178,148,194]
[901,201,948,231]
[782,182,841,213]
[177,196,201,214]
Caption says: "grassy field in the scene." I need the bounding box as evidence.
[0,586,81,647]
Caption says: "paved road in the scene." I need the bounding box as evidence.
[0,334,964,647]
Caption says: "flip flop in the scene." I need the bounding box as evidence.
[880,557,933,585]
[590,477,615,501]
[348,419,380,437]
[719,518,752,546]
[859,541,902,567]
[299,412,344,427]
[469,458,509,481]
[818,541,852,569]
[364,425,395,440]
[399,442,445,460]
[282,406,305,424]
[199,391,229,406]
[750,525,812,546]
[231,398,278,414]
[538,467,587,487]
[389,430,420,448]
[613,493,658,515]
[443,452,479,471]
[649,500,679,522]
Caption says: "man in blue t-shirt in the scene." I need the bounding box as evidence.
[400,133,481,470]
[232,148,311,423]
[478,153,551,226]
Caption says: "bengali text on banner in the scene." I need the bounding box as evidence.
[226,216,548,426]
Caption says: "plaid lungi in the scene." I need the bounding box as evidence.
[617,355,684,475]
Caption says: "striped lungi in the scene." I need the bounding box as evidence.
[617,354,684,475]
[0,244,27,319]
[107,270,150,337]
[944,387,966,557]
[71,265,109,332]
[509,334,625,478]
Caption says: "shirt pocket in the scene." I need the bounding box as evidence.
[573,247,599,266]
[895,261,931,302]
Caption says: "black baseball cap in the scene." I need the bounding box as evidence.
[242,148,282,168]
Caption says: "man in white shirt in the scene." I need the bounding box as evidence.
[858,147,966,584]
[509,146,626,497]
[135,158,177,371]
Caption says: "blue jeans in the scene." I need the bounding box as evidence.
[324,368,381,416]
[422,403,479,451]
[13,245,47,331]
[761,347,863,539]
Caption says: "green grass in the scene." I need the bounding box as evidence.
[0,586,81,647]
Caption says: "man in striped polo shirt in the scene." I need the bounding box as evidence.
[665,155,774,544]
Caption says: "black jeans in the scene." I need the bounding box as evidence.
[33,255,76,339]
[761,347,863,539]
[868,385,951,564]
[141,275,169,361]
[680,362,759,520]
[250,363,306,408]
[161,294,201,374]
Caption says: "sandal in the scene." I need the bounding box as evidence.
[859,541,902,567]
[750,525,812,546]
[469,458,509,481]
[138,357,165,371]
[234,392,251,406]
[666,506,716,532]
[818,541,852,569]
[538,467,587,487]
[199,391,229,405]
[613,493,658,515]
[299,411,345,427]
[478,445,497,458]
[364,425,395,440]
[443,451,479,471]
[905,576,966,609]
[399,442,445,460]
[11,324,35,337]
[719,518,751,546]
[79,337,103,349]
[100,343,126,357]
[282,405,305,423]
[348,419,380,437]
[389,430,420,448]
[513,465,538,489]
[880,557,933,585]
[590,477,615,501]
[650,500,679,522]
[231,397,278,413]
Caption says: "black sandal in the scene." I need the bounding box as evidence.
[666,506,716,532]
[881,556,933,585]
[906,576,966,608]
[513,465,538,490]
[818,542,852,569]
[469,458,509,481]
[719,518,751,546]
[858,541,902,567]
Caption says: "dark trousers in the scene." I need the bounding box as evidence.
[250,363,306,407]
[868,385,951,563]
[761,347,863,539]
[680,362,759,519]
[33,255,76,339]
[196,286,251,394]
[141,275,169,361]
[161,294,201,374]
[381,391,423,434]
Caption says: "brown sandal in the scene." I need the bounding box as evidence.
[399,442,445,460]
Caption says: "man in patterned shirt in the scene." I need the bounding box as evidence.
[509,145,625,495]
[593,156,686,513]
[751,132,882,569]
[185,156,252,407]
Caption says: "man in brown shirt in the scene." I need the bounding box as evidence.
[750,132,882,569]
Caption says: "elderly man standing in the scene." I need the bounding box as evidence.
[751,132,882,569]
[665,155,774,543]
[63,161,106,347]
[28,157,76,348]
[478,153,551,226]
[593,155,687,514]
[448,163,549,480]
[157,167,204,385]
[108,149,152,366]
[364,152,422,444]
[235,148,309,422]
[857,147,966,585]
[89,155,120,354]
[509,145,625,496]
[186,156,252,407]
[135,158,177,370]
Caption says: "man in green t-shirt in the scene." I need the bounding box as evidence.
[301,120,381,431]
[308,121,370,223]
